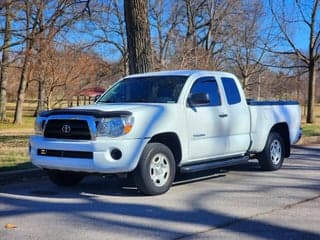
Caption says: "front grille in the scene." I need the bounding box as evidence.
[44,119,91,140]
[38,149,93,159]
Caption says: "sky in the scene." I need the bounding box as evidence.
[0,0,319,62]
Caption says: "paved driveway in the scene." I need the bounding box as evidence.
[0,146,319,240]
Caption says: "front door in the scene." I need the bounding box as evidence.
[186,77,229,162]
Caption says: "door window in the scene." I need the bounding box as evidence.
[190,78,221,106]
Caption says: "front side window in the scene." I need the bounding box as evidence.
[190,77,221,106]
[97,76,187,103]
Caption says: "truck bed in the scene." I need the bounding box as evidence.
[248,100,301,153]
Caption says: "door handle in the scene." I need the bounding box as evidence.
[219,114,228,118]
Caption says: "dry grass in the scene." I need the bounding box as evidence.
[0,100,86,171]
[301,104,320,123]
[0,104,36,171]
[301,104,320,144]
[0,135,33,171]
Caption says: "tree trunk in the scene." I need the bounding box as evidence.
[47,93,52,110]
[306,61,316,123]
[13,49,31,124]
[124,0,152,74]
[34,80,46,116]
[13,0,39,124]
[185,0,196,48]
[0,1,12,122]
[242,76,249,91]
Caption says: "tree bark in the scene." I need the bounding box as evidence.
[13,0,35,124]
[185,0,196,48]
[0,1,12,122]
[13,48,32,124]
[242,76,249,91]
[124,0,152,74]
[34,80,46,116]
[307,61,316,123]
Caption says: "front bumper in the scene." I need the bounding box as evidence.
[29,136,149,173]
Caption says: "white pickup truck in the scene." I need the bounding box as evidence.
[30,70,301,195]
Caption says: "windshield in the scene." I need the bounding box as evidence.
[97,76,188,104]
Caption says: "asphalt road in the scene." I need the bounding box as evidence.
[0,146,319,240]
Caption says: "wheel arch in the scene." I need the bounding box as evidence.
[270,122,290,157]
[148,132,182,165]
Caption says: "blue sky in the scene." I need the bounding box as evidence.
[0,0,318,62]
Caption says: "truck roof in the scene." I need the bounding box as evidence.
[124,70,236,79]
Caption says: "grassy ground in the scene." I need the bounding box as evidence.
[0,135,33,172]
[0,103,319,172]
[300,104,320,142]
[0,110,35,172]
[302,123,320,137]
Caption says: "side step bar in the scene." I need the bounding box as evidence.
[179,156,249,173]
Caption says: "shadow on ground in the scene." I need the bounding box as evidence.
[0,147,319,239]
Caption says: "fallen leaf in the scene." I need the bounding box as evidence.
[5,223,17,229]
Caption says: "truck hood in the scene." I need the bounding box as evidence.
[39,103,182,139]
[79,103,180,139]
[39,103,169,118]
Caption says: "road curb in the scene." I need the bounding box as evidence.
[0,168,45,185]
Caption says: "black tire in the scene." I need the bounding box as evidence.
[257,132,285,171]
[47,169,85,186]
[133,143,176,195]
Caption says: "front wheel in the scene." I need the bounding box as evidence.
[47,170,85,186]
[257,132,285,171]
[133,143,176,195]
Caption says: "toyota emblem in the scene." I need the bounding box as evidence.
[61,124,71,134]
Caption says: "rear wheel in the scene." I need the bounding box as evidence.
[47,170,85,186]
[133,143,176,195]
[257,132,284,171]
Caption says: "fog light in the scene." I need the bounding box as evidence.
[110,148,122,160]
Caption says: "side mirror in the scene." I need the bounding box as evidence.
[189,93,210,106]
[94,95,101,102]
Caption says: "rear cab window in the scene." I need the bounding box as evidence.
[221,77,241,105]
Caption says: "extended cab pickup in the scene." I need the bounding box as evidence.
[29,70,302,195]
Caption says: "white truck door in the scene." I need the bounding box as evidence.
[186,77,229,161]
[220,77,251,155]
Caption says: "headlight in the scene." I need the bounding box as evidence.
[34,117,46,135]
[97,116,134,137]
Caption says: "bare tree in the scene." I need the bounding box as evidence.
[13,0,91,124]
[149,0,182,69]
[179,0,239,69]
[13,0,38,124]
[269,0,320,123]
[228,0,266,91]
[180,0,204,68]
[124,0,153,74]
[42,48,101,109]
[0,0,12,121]
[88,0,128,75]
